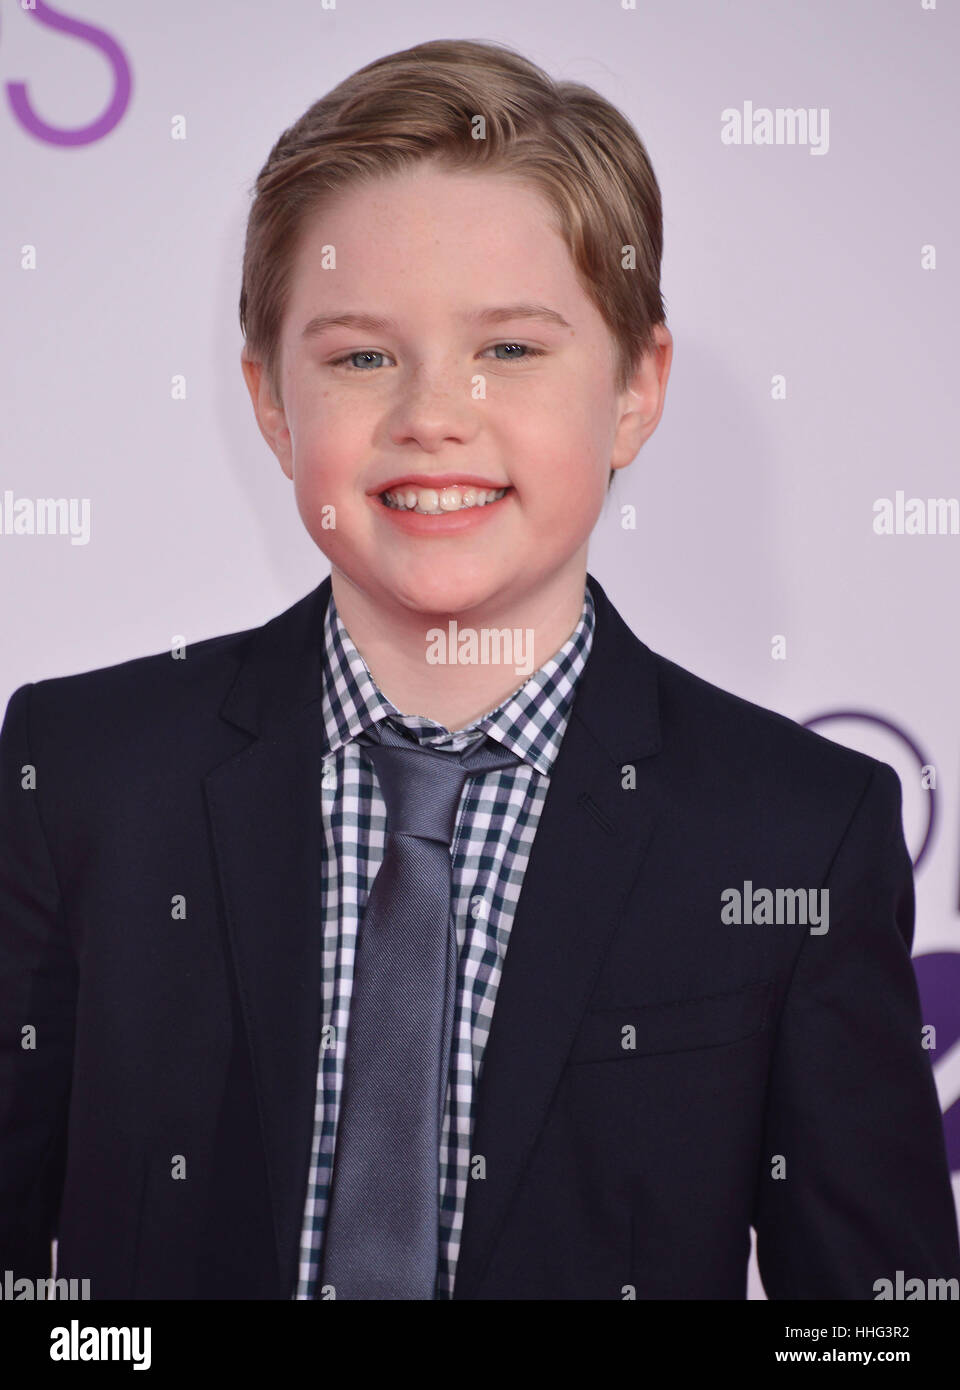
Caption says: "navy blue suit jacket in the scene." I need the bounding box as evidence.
[1,572,957,1298]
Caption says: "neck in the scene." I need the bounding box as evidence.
[330,560,589,731]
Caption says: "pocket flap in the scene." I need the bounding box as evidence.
[568,979,774,1063]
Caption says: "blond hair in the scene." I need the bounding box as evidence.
[239,39,666,485]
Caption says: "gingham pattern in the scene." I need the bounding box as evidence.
[294,579,595,1300]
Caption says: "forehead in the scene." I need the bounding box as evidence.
[284,165,585,315]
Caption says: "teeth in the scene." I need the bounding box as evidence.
[380,485,508,514]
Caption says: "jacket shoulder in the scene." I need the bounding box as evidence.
[648,648,895,801]
[15,622,257,720]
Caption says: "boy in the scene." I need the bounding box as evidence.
[1,38,957,1301]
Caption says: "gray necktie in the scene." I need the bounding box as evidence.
[318,717,522,1300]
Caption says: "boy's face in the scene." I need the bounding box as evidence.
[242,163,671,621]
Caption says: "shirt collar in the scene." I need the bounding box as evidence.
[319,580,595,777]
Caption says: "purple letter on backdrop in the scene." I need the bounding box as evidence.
[5,0,131,146]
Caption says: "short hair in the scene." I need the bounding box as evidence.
[239,38,667,490]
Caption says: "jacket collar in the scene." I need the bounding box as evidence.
[218,570,661,763]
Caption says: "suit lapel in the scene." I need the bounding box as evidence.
[452,574,663,1297]
[203,571,663,1298]
[203,578,333,1292]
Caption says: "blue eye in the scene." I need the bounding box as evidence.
[330,350,387,370]
[487,343,545,362]
[329,343,546,371]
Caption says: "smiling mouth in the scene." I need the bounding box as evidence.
[378,485,511,515]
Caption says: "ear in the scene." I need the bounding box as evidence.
[609,323,673,474]
[240,351,294,481]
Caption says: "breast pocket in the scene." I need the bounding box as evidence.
[567,979,774,1063]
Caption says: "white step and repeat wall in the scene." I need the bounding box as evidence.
[2,0,958,1300]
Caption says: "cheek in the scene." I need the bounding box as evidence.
[518,408,611,515]
[291,472,337,546]
[527,362,614,443]
[290,397,364,483]
[285,411,343,526]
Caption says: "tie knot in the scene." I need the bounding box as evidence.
[356,719,521,844]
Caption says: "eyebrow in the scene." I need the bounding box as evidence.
[300,302,573,339]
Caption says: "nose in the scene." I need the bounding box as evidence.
[386,360,481,452]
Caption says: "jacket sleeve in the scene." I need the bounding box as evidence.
[752,759,960,1298]
[0,683,76,1277]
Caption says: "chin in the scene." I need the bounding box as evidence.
[386,570,505,619]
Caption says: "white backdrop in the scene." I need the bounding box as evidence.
[2,0,958,1298]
